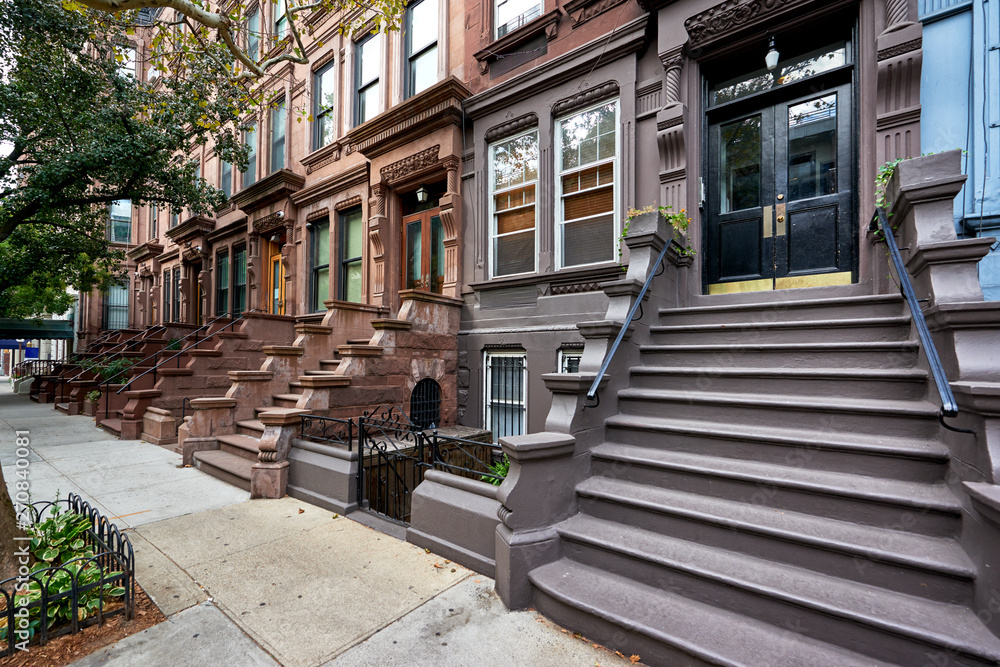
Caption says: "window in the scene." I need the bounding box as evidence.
[270,99,285,172]
[495,0,540,38]
[558,348,582,373]
[405,0,438,99]
[556,100,619,269]
[311,219,330,312]
[109,200,131,243]
[117,46,137,78]
[103,282,129,330]
[354,32,381,126]
[489,130,538,277]
[247,9,260,62]
[233,244,247,314]
[314,62,336,149]
[162,270,170,323]
[149,204,158,240]
[216,251,230,316]
[221,160,232,199]
[274,0,287,39]
[484,351,526,443]
[339,207,364,302]
[243,122,257,186]
[172,267,181,322]
[170,210,179,228]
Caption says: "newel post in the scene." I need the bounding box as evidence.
[251,408,308,499]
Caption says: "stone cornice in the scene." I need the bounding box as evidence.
[485,113,539,144]
[290,162,369,206]
[206,218,250,243]
[126,242,164,263]
[553,81,620,118]
[230,169,306,214]
[380,146,440,184]
[683,0,844,50]
[473,9,561,65]
[299,140,344,175]
[164,216,215,244]
[344,77,471,160]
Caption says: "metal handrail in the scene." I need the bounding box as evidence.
[63,325,165,384]
[584,239,673,408]
[870,207,971,432]
[114,314,245,396]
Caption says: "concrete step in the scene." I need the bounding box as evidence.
[217,434,261,462]
[628,365,929,400]
[576,475,974,604]
[55,402,70,414]
[588,443,962,537]
[659,293,906,326]
[529,559,885,667]
[648,316,912,346]
[603,414,949,483]
[639,340,921,369]
[553,516,1000,667]
[616,388,941,439]
[193,450,251,491]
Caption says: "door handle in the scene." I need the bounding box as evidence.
[776,202,787,237]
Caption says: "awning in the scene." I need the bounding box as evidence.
[0,319,75,340]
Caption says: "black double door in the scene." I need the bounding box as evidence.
[706,81,854,293]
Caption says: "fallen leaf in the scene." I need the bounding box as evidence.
[451,568,456,572]
[331,513,339,519]
[433,563,444,569]
[298,508,304,514]
[629,656,641,664]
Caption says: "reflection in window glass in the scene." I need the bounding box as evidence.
[711,44,846,106]
[340,208,364,302]
[314,63,337,149]
[720,116,761,214]
[406,0,438,98]
[490,130,538,277]
[109,200,131,243]
[355,33,382,125]
[788,94,838,201]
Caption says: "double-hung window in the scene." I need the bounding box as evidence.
[489,130,538,277]
[339,207,364,302]
[149,204,158,240]
[247,9,260,62]
[354,32,381,126]
[558,347,583,373]
[495,0,541,38]
[311,219,330,312]
[274,0,287,40]
[232,244,247,314]
[556,99,619,269]
[172,267,181,322]
[405,0,438,99]
[109,200,131,243]
[221,159,232,199]
[103,282,129,330]
[314,62,336,149]
[117,46,137,78]
[216,251,230,316]
[162,270,171,323]
[271,100,285,173]
[484,351,527,443]
[243,122,257,187]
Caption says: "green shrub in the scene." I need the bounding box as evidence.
[481,454,510,486]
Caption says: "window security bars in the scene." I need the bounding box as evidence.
[410,378,441,430]
[102,282,129,330]
[484,352,526,443]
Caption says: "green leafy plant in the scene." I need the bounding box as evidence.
[618,205,695,272]
[79,356,135,384]
[482,454,510,486]
[165,338,182,351]
[85,389,101,403]
[875,158,903,211]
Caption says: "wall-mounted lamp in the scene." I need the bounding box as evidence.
[305,222,314,231]
[765,36,780,71]
[416,185,429,204]
[269,232,281,243]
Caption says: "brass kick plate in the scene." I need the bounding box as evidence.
[775,271,853,290]
[708,278,774,295]
[762,206,772,238]
[775,203,787,236]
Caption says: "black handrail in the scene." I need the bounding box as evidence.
[56,326,164,404]
[584,239,672,408]
[870,207,971,433]
[63,325,165,385]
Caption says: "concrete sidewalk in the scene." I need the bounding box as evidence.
[1,383,634,666]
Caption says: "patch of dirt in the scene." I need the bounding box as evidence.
[0,584,165,667]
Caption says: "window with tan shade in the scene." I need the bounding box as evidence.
[556,100,618,269]
[489,129,538,277]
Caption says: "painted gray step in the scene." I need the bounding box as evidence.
[556,515,1000,667]
[616,388,941,439]
[628,366,929,400]
[589,443,961,536]
[659,294,906,326]
[236,419,265,437]
[649,316,912,345]
[529,559,891,667]
[193,450,251,491]
[576,475,974,604]
[216,434,261,462]
[640,340,921,370]
[603,414,948,483]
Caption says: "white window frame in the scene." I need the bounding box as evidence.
[488,127,539,279]
[483,350,528,443]
[554,98,620,271]
[557,348,583,373]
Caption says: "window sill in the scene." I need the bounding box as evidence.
[473,8,560,72]
[470,262,622,292]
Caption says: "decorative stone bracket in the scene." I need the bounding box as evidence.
[251,408,308,499]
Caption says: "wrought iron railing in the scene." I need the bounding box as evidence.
[299,414,355,450]
[584,237,673,408]
[56,325,165,403]
[1,494,134,656]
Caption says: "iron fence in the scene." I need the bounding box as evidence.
[1,494,134,656]
[299,415,355,450]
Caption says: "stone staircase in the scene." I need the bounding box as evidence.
[194,419,266,490]
[527,293,1000,666]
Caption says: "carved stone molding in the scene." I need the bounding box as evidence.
[335,195,363,211]
[485,113,539,143]
[657,115,684,131]
[253,211,285,235]
[303,143,342,174]
[306,208,329,222]
[552,81,620,118]
[565,0,628,27]
[684,0,804,47]
[379,145,441,184]
[878,38,921,61]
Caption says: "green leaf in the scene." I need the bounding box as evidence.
[40,547,60,561]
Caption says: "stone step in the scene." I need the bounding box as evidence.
[99,418,122,436]
[628,365,929,400]
[576,475,975,604]
[217,331,249,339]
[529,559,885,667]
[217,434,261,462]
[553,516,1000,667]
[188,349,223,358]
[603,414,949,483]
[319,359,341,370]
[649,316,912,346]
[271,393,302,408]
[616,388,941,440]
[347,338,372,345]
[236,419,265,437]
[659,293,906,326]
[639,340,921,369]
[588,443,962,537]
[193,450,251,491]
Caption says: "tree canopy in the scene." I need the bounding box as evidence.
[0,0,247,318]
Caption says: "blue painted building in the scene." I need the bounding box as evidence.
[920,0,1000,299]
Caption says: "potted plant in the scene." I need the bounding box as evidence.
[83,389,101,417]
